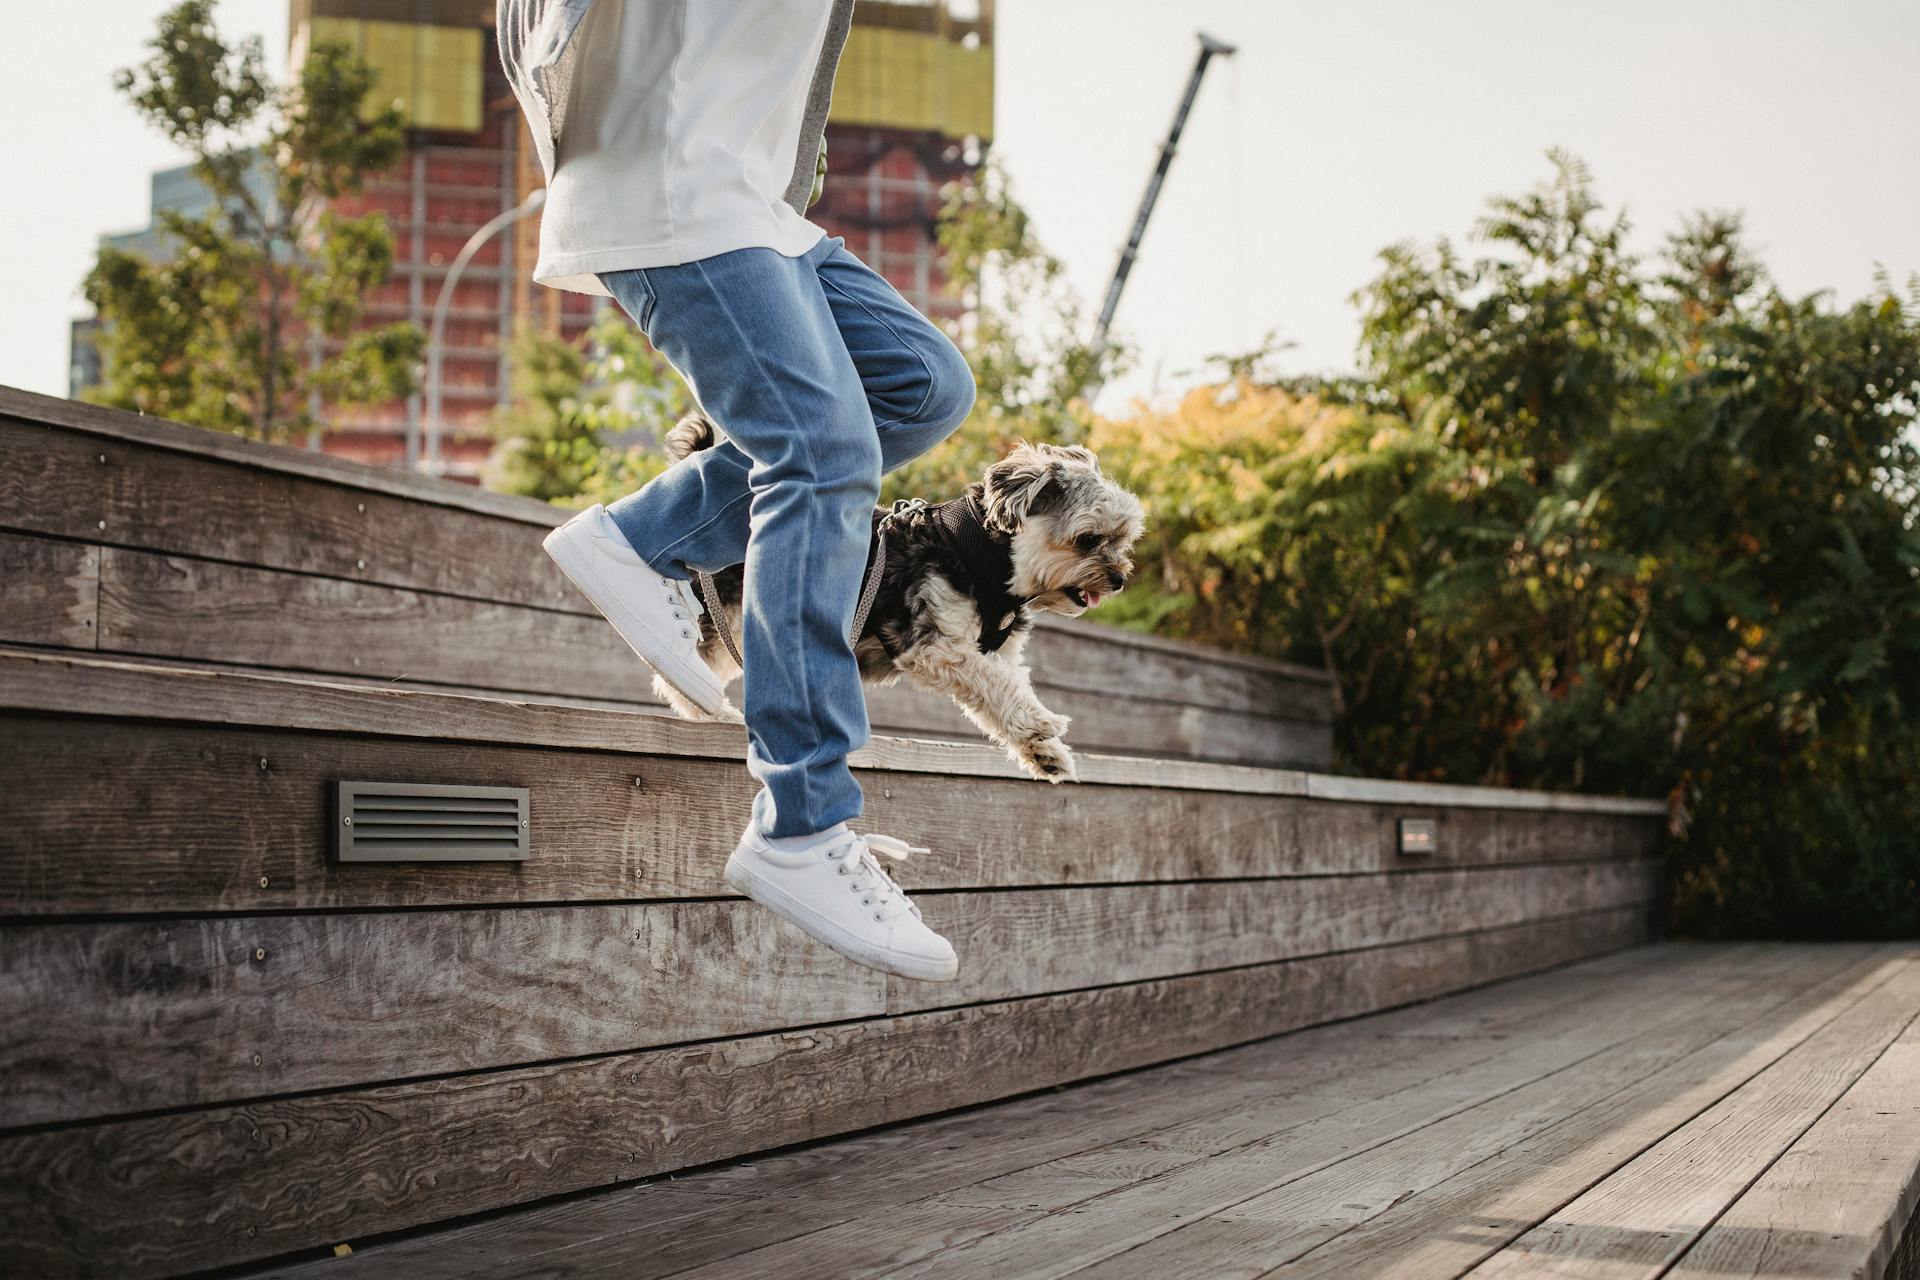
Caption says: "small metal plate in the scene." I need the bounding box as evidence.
[1397,817,1438,857]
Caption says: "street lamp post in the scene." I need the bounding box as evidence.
[421,187,547,473]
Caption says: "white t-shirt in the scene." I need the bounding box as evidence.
[533,0,832,296]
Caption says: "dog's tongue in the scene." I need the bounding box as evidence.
[1081,589,1104,608]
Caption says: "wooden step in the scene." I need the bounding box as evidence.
[0,385,1335,769]
[0,648,1664,1276]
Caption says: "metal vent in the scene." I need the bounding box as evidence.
[331,782,530,862]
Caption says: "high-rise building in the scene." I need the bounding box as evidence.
[74,0,993,480]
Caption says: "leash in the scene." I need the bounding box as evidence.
[695,497,927,672]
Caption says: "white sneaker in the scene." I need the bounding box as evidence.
[725,827,960,983]
[543,504,729,717]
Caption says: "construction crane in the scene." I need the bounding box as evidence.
[1087,31,1238,395]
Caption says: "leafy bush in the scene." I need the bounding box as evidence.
[1094,155,1920,937]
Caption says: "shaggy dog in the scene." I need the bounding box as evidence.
[656,414,1147,783]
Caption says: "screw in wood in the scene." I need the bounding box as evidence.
[259,875,271,889]
[343,816,352,825]
[259,757,269,771]
[357,503,366,513]
[356,559,366,570]
[251,1053,263,1067]
[97,520,106,530]
[254,948,267,961]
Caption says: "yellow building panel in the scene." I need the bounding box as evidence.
[301,16,482,133]
[833,26,994,140]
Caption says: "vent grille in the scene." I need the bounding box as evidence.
[332,782,530,862]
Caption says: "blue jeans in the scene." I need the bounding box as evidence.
[597,236,974,839]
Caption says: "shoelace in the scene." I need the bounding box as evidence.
[826,832,932,923]
[664,578,703,643]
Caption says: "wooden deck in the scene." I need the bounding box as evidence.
[247,943,1920,1280]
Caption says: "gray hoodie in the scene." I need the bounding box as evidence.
[495,0,854,214]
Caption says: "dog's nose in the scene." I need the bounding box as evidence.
[1108,569,1127,592]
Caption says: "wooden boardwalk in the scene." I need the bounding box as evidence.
[250,942,1920,1280]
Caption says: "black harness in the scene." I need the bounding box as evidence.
[924,488,1028,652]
[698,486,1029,668]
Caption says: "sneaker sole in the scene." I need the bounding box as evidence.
[725,852,959,983]
[543,518,730,718]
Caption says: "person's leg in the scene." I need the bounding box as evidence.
[604,238,974,579]
[597,240,878,839]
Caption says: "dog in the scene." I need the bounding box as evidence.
[654,413,1147,783]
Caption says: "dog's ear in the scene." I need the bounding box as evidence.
[982,443,1065,532]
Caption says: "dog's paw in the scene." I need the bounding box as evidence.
[1019,735,1078,784]
[1037,707,1072,739]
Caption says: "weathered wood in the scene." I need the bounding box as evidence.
[94,545,648,701]
[0,910,1646,1278]
[1663,1009,1920,1280]
[865,675,1333,770]
[1461,957,1920,1280]
[1,407,1337,745]
[1083,947,1899,1280]
[85,545,1326,765]
[672,946,1806,1280]
[232,945,1752,1280]
[0,714,1658,914]
[0,648,1669,809]
[0,394,1328,697]
[862,944,1860,1280]
[0,387,558,526]
[1,864,1653,1125]
[886,861,1658,1013]
[0,902,881,1127]
[673,954,1827,1280]
[0,532,97,649]
[1274,948,1908,1279]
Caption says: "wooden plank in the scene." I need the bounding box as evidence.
[887,861,1659,1013]
[0,394,1329,712]
[1102,945,1900,1280]
[89,545,1325,766]
[0,903,882,1127]
[0,414,1335,734]
[270,949,1694,1280]
[0,715,1657,915]
[1022,620,1333,721]
[1461,957,1920,1280]
[95,545,653,702]
[856,940,1843,1280]
[1275,947,1913,1280]
[0,415,579,613]
[0,910,1647,1278]
[645,951,1780,1280]
[865,676,1333,771]
[0,386,559,526]
[0,532,97,648]
[1,862,1654,1125]
[1663,1011,1920,1280]
[0,648,1668,813]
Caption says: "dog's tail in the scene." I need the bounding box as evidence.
[665,411,718,462]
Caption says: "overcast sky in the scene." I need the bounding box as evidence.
[4,0,1916,411]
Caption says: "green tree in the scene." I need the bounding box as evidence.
[486,308,687,507]
[82,0,423,440]
[1096,154,1920,937]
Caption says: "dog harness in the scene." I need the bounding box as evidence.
[694,490,1027,669]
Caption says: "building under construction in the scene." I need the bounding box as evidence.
[77,0,994,479]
